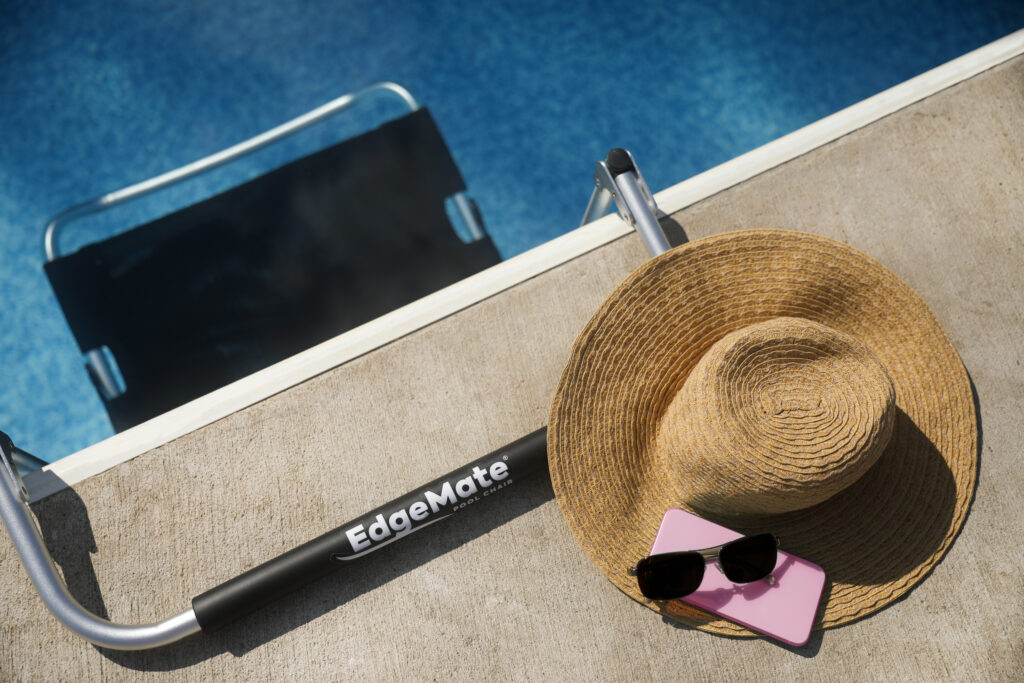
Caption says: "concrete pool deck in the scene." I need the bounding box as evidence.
[3,42,1023,680]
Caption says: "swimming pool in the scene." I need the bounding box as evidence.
[2,1,1022,464]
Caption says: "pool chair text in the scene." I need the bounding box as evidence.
[330,460,510,561]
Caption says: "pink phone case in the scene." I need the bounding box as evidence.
[649,508,826,646]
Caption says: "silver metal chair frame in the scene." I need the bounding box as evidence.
[1,149,668,651]
[0,434,202,649]
[579,149,669,257]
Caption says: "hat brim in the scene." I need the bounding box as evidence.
[548,230,977,635]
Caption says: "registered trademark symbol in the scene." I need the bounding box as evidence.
[502,455,508,461]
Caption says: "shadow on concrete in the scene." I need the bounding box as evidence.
[29,470,109,621]
[659,213,689,248]
[32,468,556,670]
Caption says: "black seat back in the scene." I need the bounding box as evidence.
[45,108,500,430]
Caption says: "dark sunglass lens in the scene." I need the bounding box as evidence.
[719,533,778,583]
[635,552,705,600]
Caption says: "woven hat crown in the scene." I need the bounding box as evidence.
[655,317,896,518]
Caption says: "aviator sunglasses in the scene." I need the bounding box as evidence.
[630,533,780,600]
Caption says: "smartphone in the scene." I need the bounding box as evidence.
[649,508,826,646]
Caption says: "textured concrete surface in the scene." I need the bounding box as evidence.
[3,56,1023,680]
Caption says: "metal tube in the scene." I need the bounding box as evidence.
[0,435,201,649]
[580,185,614,226]
[43,82,420,262]
[0,427,547,647]
[84,348,122,401]
[614,172,670,257]
[451,191,486,241]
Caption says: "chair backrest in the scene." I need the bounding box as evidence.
[45,108,501,431]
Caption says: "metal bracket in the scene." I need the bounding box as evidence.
[580,148,670,258]
[0,432,30,503]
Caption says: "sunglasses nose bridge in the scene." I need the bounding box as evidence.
[714,560,776,585]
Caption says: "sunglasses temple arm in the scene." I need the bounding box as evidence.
[1,428,548,648]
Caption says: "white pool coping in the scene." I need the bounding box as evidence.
[26,28,1024,502]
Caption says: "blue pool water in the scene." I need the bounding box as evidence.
[2,1,1022,463]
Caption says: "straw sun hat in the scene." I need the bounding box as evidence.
[548,229,977,636]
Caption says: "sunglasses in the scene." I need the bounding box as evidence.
[630,533,780,600]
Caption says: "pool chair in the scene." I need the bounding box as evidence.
[43,83,500,432]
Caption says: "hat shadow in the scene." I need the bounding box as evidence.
[791,407,960,587]
[715,406,962,592]
[656,385,980,655]
[812,373,983,615]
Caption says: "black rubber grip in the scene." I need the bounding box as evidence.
[605,148,635,177]
[191,427,548,631]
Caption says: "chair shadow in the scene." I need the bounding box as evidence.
[27,466,555,671]
[658,213,689,248]
[31,471,110,622]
